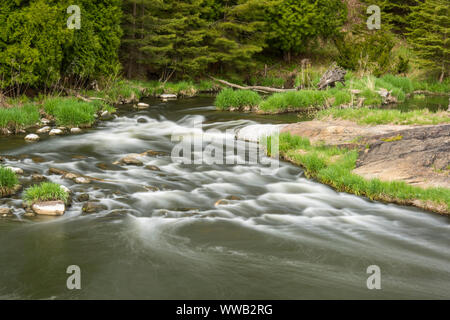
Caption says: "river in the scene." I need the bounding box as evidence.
[0,97,449,299]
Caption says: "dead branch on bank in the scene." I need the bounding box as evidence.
[209,76,298,94]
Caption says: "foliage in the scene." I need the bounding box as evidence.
[0,0,122,90]
[361,0,419,34]
[407,0,449,82]
[267,0,347,60]
[335,28,395,76]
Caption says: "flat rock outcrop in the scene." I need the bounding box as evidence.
[282,121,450,189]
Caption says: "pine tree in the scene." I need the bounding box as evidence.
[407,0,449,82]
[206,0,270,73]
[267,0,347,62]
[127,0,215,80]
[361,0,420,34]
[120,0,271,79]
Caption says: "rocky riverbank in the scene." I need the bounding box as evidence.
[282,120,450,213]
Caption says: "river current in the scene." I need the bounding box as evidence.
[0,97,449,299]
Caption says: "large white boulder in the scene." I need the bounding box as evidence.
[32,201,65,216]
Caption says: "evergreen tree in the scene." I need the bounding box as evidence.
[0,0,123,90]
[361,0,420,35]
[267,0,347,62]
[407,0,449,82]
[206,0,270,73]
[120,0,271,79]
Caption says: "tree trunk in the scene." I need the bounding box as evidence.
[283,50,291,63]
[127,2,137,79]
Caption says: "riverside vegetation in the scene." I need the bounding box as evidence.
[275,133,450,214]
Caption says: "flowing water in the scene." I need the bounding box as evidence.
[0,97,449,299]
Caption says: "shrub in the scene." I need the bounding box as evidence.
[335,30,395,76]
[23,182,69,204]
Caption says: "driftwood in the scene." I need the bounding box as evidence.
[209,77,297,94]
[317,65,347,90]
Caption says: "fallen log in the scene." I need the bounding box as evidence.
[209,77,297,94]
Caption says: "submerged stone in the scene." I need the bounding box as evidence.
[82,201,107,214]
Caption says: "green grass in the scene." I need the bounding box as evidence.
[316,107,450,125]
[215,89,262,110]
[250,76,285,88]
[259,90,329,112]
[216,74,444,113]
[0,167,19,191]
[278,133,450,212]
[411,78,450,93]
[23,182,69,205]
[0,104,40,130]
[44,97,97,127]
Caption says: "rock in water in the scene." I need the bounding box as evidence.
[77,194,90,202]
[31,174,47,182]
[49,129,63,136]
[25,134,40,142]
[160,94,177,100]
[7,167,24,175]
[82,201,107,214]
[40,118,51,125]
[114,154,143,166]
[71,128,82,134]
[32,201,65,216]
[37,126,51,134]
[0,207,13,217]
[136,102,150,109]
[74,177,91,184]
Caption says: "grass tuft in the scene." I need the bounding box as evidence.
[215,89,262,110]
[0,167,19,191]
[44,98,97,127]
[0,104,40,130]
[23,182,69,204]
[316,107,450,125]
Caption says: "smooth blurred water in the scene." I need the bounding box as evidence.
[0,97,449,299]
